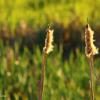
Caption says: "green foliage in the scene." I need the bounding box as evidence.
[0,41,100,100]
[0,0,100,99]
[0,0,100,31]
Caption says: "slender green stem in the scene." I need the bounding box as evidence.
[39,53,47,100]
[89,55,94,100]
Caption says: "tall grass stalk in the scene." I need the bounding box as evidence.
[38,53,47,100]
[85,24,98,100]
[38,27,54,100]
[88,55,94,100]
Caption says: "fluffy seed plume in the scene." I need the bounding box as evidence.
[43,27,54,54]
[85,24,98,58]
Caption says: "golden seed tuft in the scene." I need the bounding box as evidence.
[85,24,98,58]
[43,27,54,54]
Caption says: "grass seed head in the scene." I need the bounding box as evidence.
[85,24,98,58]
[43,27,54,54]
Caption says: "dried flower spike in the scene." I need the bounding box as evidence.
[43,27,54,54]
[39,27,54,100]
[85,24,98,58]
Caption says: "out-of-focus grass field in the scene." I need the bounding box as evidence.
[0,42,100,100]
[0,0,100,100]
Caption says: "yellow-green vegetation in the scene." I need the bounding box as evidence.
[0,0,100,100]
[0,41,100,100]
[0,0,100,32]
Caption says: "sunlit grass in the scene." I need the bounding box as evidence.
[0,41,100,99]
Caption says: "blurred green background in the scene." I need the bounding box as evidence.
[0,0,100,100]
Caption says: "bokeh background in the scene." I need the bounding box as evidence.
[0,0,100,100]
